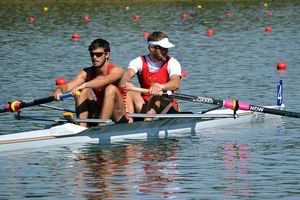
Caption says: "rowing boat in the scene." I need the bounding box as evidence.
[0,106,282,152]
[0,79,296,152]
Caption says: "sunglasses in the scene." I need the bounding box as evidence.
[90,52,106,58]
[153,45,168,51]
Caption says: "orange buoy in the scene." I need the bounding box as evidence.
[277,62,287,71]
[56,77,67,86]
[72,32,80,40]
[265,26,272,32]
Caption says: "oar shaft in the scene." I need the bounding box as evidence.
[127,86,300,119]
[248,105,300,118]
[0,93,72,113]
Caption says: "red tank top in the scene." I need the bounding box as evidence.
[138,55,170,102]
[137,55,179,111]
[89,63,113,107]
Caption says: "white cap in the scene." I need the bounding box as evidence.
[148,38,175,48]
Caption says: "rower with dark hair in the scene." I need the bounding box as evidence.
[53,38,127,127]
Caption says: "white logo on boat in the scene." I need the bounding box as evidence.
[194,97,213,104]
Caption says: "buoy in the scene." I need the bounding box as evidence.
[83,15,89,23]
[264,3,268,8]
[181,70,187,78]
[181,13,188,19]
[265,26,272,32]
[56,77,67,86]
[134,15,139,21]
[28,17,36,23]
[43,6,48,12]
[207,28,214,36]
[143,32,149,37]
[197,5,202,9]
[277,62,287,71]
[267,11,273,17]
[72,33,80,40]
[125,5,130,11]
[226,12,231,17]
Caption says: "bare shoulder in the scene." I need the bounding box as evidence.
[110,63,125,72]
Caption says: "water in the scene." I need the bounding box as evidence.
[0,0,300,199]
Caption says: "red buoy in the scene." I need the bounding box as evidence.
[134,15,140,21]
[226,12,231,17]
[143,32,149,37]
[207,28,214,36]
[83,15,89,23]
[265,26,272,32]
[28,17,36,23]
[267,11,273,17]
[72,32,80,40]
[181,13,188,19]
[56,77,67,85]
[277,62,287,71]
[181,70,187,78]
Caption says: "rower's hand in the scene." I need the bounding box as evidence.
[71,83,86,96]
[53,88,63,101]
[149,83,165,96]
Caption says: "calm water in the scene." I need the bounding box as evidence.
[0,0,300,199]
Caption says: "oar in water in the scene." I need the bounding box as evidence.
[0,92,75,113]
[126,86,300,119]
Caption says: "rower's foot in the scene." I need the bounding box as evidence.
[144,118,153,122]
[79,122,88,127]
[97,123,107,127]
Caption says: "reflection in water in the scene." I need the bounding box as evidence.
[223,143,252,197]
[74,140,181,199]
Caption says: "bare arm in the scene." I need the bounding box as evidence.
[119,68,137,87]
[53,70,87,100]
[75,65,124,91]
[150,75,181,96]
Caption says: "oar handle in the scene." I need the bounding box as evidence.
[0,92,74,113]
[59,93,73,100]
[127,87,149,93]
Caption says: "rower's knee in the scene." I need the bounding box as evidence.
[104,84,118,97]
[76,88,94,101]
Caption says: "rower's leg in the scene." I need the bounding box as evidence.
[144,96,161,121]
[75,88,98,127]
[144,96,172,121]
[99,84,125,125]
[126,91,145,123]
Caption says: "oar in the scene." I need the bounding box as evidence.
[128,113,234,119]
[39,104,76,113]
[0,93,74,113]
[14,115,115,125]
[127,86,300,119]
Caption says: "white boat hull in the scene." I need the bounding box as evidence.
[0,107,282,152]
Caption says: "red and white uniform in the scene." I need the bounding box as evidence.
[128,55,181,108]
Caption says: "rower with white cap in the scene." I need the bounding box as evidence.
[120,31,182,122]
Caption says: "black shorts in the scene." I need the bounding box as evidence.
[116,115,129,124]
